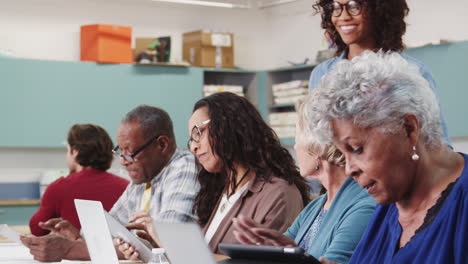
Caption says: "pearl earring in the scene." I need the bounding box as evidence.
[315,159,320,170]
[412,146,420,161]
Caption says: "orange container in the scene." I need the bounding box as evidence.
[80,24,132,64]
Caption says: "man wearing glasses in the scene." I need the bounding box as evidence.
[21,105,199,262]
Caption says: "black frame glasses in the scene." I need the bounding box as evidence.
[329,0,363,17]
[187,119,211,149]
[113,135,160,163]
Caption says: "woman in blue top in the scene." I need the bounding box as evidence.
[233,95,376,263]
[304,51,467,264]
[310,0,451,145]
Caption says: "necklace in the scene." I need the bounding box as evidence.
[220,168,251,213]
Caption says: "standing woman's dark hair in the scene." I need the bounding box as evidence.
[313,0,409,56]
[192,92,310,225]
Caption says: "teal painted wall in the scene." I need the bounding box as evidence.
[1,42,467,148]
[0,58,203,147]
[0,205,39,225]
[406,41,468,137]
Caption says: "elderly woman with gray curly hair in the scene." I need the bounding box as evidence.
[302,51,467,263]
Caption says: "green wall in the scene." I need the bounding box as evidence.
[1,41,467,148]
[0,58,203,147]
[406,41,468,137]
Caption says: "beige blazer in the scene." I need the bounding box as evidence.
[202,174,305,253]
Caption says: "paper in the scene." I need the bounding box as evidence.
[0,224,22,244]
[0,242,36,263]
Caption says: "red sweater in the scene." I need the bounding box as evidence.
[29,168,129,236]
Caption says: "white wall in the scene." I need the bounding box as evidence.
[258,0,468,69]
[1,0,468,69]
[0,0,265,69]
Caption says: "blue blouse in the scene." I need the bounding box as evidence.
[349,153,468,264]
[308,50,452,147]
[284,177,376,263]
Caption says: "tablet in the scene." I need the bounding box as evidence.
[104,210,153,263]
[219,243,321,264]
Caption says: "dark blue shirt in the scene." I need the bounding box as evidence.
[349,153,468,264]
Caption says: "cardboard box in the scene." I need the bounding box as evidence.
[80,24,132,64]
[183,30,234,68]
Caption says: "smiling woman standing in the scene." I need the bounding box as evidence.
[188,92,310,253]
[310,0,451,145]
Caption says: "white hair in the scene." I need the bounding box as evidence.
[302,51,444,149]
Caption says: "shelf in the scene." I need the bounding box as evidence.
[134,62,190,67]
[267,63,316,72]
[269,103,295,109]
[202,67,256,73]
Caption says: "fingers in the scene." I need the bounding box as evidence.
[118,242,140,261]
[39,218,62,231]
[253,228,282,240]
[253,228,296,247]
[125,222,145,231]
[232,219,265,245]
[136,231,153,243]
[20,235,37,247]
[129,211,151,223]
[54,220,71,230]
[233,230,257,245]
[113,238,122,247]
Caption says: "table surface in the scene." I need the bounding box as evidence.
[0,226,230,263]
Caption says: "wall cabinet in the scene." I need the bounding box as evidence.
[203,68,259,105]
[263,64,315,146]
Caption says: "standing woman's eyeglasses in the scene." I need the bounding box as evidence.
[329,0,363,17]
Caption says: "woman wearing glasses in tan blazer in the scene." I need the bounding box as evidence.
[188,92,310,253]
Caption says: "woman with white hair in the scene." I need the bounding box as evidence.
[304,51,467,263]
[233,96,376,264]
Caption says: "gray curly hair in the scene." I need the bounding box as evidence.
[296,96,346,167]
[302,51,444,149]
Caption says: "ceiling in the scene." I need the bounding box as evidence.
[149,0,301,9]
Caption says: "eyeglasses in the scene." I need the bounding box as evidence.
[113,135,160,163]
[329,0,363,17]
[187,119,210,149]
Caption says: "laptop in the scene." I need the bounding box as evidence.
[74,199,119,264]
[154,222,217,264]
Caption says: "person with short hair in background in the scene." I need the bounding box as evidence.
[29,123,129,236]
